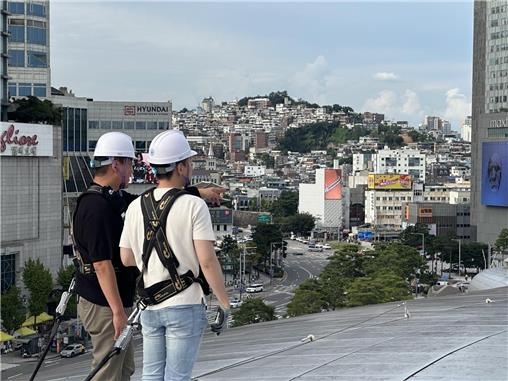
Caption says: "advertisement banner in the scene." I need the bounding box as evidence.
[367,174,412,190]
[0,122,53,157]
[324,169,342,200]
[481,141,508,207]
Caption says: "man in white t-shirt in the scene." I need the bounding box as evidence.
[120,130,230,381]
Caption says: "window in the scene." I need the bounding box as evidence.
[135,141,145,150]
[33,84,46,97]
[28,51,47,67]
[8,49,25,66]
[8,84,17,97]
[89,140,97,150]
[19,83,31,96]
[147,121,157,130]
[89,121,99,129]
[112,121,123,130]
[27,27,46,45]
[8,25,25,42]
[8,2,25,14]
[27,3,46,17]
[1,253,16,293]
[124,121,134,129]
[135,121,146,130]
[158,121,169,130]
[100,121,112,129]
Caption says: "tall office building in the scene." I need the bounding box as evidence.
[471,0,508,244]
[6,0,50,99]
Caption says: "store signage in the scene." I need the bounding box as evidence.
[0,122,53,157]
[123,104,170,116]
[489,118,508,128]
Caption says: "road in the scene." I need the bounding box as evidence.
[260,240,331,317]
[2,240,333,381]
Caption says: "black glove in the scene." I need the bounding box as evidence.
[210,307,230,335]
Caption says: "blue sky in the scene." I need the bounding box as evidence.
[51,1,473,129]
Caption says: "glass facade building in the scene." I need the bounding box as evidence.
[6,0,50,98]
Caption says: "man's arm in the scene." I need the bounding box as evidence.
[120,247,137,267]
[93,260,128,339]
[194,240,230,310]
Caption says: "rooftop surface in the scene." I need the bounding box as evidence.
[190,287,507,381]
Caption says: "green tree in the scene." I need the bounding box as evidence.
[281,213,315,235]
[0,286,25,332]
[8,96,62,124]
[252,224,283,268]
[22,258,53,323]
[460,241,489,271]
[495,228,508,253]
[258,153,275,169]
[286,278,325,316]
[269,191,298,217]
[364,243,424,280]
[232,298,275,326]
[56,265,77,318]
[346,270,411,307]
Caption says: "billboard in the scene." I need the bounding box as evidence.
[0,122,53,157]
[367,174,412,190]
[324,169,342,200]
[481,141,508,207]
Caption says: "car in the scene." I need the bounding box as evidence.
[245,283,264,293]
[322,244,331,250]
[60,343,85,358]
[308,244,323,252]
[230,298,243,308]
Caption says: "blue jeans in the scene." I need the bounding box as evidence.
[141,304,207,381]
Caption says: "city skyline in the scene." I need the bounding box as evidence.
[51,1,473,129]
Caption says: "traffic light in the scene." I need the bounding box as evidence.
[282,240,288,258]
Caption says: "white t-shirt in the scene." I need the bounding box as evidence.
[120,188,216,310]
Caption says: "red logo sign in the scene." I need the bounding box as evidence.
[0,124,39,153]
[124,106,136,116]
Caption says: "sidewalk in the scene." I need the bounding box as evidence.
[1,350,60,372]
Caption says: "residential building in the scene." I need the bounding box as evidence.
[373,147,426,182]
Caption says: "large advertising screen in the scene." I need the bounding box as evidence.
[481,141,508,207]
[324,169,342,200]
[367,174,412,190]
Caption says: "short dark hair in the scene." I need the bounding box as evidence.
[93,157,131,176]
[152,158,188,181]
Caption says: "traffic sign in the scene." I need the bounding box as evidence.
[257,214,271,223]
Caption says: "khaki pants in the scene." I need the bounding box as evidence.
[78,298,135,381]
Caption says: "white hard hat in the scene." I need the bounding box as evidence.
[92,132,136,166]
[148,130,197,167]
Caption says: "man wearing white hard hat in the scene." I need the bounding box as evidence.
[120,130,230,380]
[73,131,226,381]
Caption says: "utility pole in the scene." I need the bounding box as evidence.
[458,239,461,277]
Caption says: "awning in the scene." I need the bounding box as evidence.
[14,327,36,337]
[0,331,14,342]
[22,312,54,327]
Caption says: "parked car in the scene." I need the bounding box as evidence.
[230,298,243,308]
[245,283,264,293]
[308,244,323,252]
[322,244,331,250]
[60,343,85,358]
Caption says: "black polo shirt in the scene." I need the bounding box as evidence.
[74,187,138,307]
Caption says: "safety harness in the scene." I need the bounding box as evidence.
[137,187,210,307]
[73,185,122,275]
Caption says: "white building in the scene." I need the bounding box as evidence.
[373,147,426,182]
[461,116,472,142]
[0,122,62,292]
[299,168,350,230]
[364,189,413,231]
[244,165,266,177]
[352,152,374,173]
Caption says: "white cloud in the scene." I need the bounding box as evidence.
[362,90,398,115]
[402,90,421,115]
[443,88,471,123]
[290,56,333,104]
[373,72,399,81]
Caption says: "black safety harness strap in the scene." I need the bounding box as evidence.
[137,188,199,306]
[73,185,121,275]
